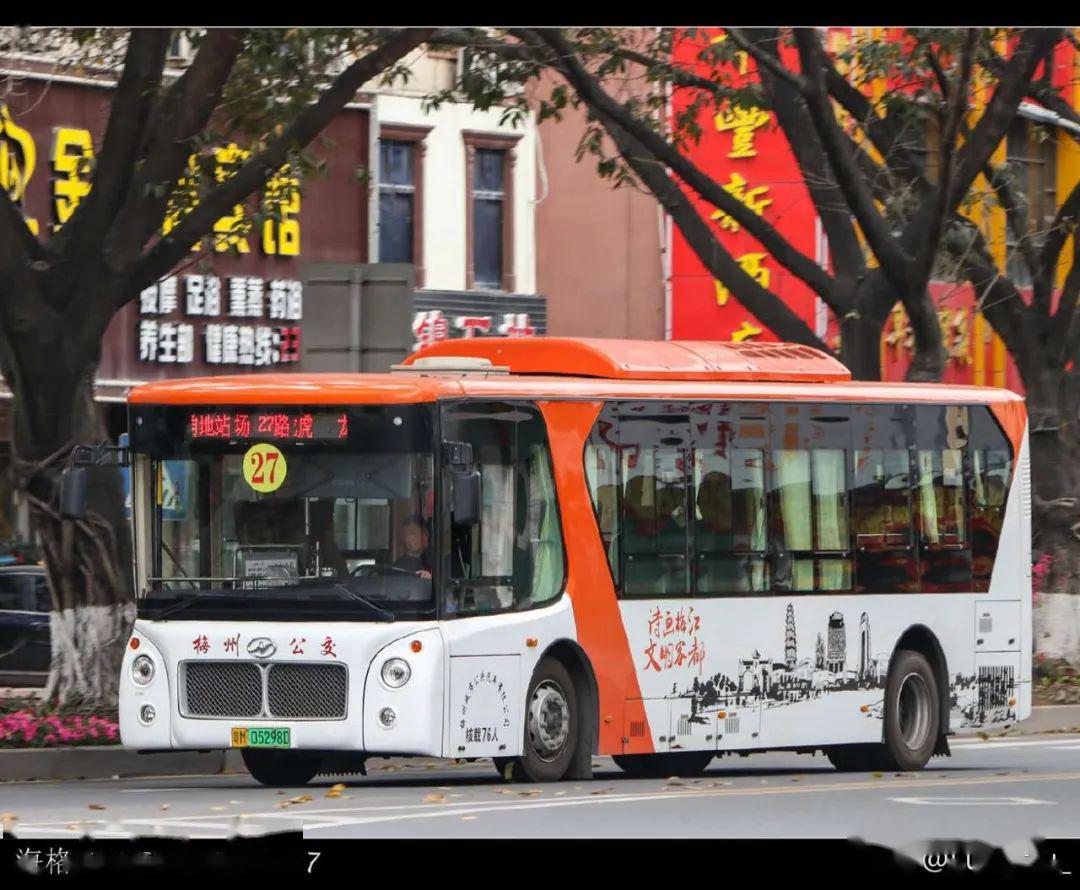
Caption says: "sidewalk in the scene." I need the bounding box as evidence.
[2,705,1078,783]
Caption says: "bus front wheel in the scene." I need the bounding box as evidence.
[241,749,322,787]
[497,657,580,783]
[826,648,940,772]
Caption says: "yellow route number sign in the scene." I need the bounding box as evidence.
[242,443,287,493]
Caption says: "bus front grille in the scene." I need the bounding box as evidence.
[183,662,263,718]
[180,661,349,720]
[267,663,348,719]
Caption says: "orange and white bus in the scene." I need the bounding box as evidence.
[108,338,1030,785]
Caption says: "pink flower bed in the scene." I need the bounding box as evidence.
[0,710,119,748]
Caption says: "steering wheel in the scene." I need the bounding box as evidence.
[350,563,420,578]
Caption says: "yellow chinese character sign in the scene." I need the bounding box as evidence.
[715,252,771,307]
[50,126,93,231]
[710,172,772,233]
[715,105,771,159]
[0,103,39,235]
[262,166,301,256]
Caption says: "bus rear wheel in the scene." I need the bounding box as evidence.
[613,751,714,779]
[826,648,941,772]
[241,749,322,787]
[498,657,579,783]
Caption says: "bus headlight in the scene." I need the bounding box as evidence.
[131,654,155,686]
[381,658,411,688]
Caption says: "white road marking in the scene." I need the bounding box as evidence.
[951,739,1080,750]
[889,796,1053,806]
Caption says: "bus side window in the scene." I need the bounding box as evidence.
[970,405,1014,592]
[585,406,621,588]
[692,401,769,595]
[618,403,691,598]
[851,403,918,593]
[915,405,972,593]
[768,404,852,594]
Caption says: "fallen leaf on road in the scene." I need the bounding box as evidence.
[791,778,801,783]
[976,731,990,741]
[210,806,226,811]
[160,805,170,811]
[66,824,80,831]
[997,772,1010,776]
[871,772,884,778]
[517,790,542,797]
[275,790,286,795]
[665,780,684,787]
[88,804,106,811]
[555,791,567,796]
[324,783,347,799]
[229,800,242,805]
[461,816,477,821]
[426,764,436,769]
[424,794,446,804]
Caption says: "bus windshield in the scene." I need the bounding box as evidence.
[129,403,436,620]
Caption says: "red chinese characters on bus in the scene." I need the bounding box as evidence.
[642,606,706,674]
[223,634,240,656]
[192,634,210,654]
[321,636,337,658]
[290,637,306,656]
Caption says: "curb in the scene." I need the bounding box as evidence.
[4,705,1080,782]
[0,748,247,782]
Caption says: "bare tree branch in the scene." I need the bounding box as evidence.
[126,29,433,303]
[526,28,845,312]
[46,29,170,279]
[727,27,808,92]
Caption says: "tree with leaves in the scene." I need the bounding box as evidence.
[434,26,1080,592]
[0,27,434,708]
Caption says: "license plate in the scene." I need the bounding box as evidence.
[231,727,291,748]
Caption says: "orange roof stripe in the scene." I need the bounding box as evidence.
[403,337,852,383]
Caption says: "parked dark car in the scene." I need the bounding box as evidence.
[0,566,50,687]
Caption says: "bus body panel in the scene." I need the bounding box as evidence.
[439,594,577,759]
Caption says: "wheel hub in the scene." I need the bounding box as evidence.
[897,672,931,750]
[528,680,570,761]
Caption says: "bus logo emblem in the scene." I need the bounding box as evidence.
[247,638,276,658]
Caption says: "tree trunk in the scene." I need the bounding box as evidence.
[1026,366,1080,598]
[14,364,134,710]
[840,272,895,381]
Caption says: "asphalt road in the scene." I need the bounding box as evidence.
[6,734,1080,849]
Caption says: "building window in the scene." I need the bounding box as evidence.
[463,131,520,292]
[377,125,430,286]
[1005,119,1057,288]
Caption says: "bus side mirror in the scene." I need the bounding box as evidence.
[59,467,88,521]
[452,469,481,525]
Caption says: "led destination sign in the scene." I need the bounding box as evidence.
[187,410,349,442]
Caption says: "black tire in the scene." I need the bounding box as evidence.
[506,657,579,783]
[882,648,941,770]
[241,749,322,787]
[825,648,940,772]
[613,751,714,778]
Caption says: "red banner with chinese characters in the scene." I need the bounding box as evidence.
[670,30,823,345]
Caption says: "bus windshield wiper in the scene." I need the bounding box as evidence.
[144,594,222,620]
[330,581,395,621]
